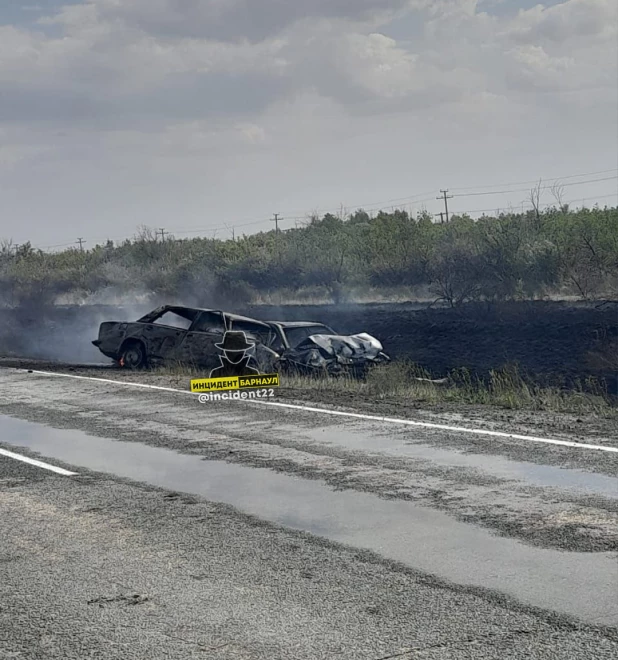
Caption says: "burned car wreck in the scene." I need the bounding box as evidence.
[269,322,390,376]
[92,306,278,372]
[92,305,389,376]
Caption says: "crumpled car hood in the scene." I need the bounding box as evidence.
[281,333,388,374]
[297,333,384,361]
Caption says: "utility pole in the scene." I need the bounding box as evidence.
[158,228,167,242]
[438,211,445,224]
[437,190,453,223]
[76,237,85,252]
[272,213,281,263]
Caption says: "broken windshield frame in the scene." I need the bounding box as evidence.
[268,323,337,351]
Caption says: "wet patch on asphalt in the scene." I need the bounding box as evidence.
[0,413,617,626]
[0,410,617,553]
[1,367,617,556]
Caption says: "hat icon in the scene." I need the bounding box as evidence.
[215,331,255,352]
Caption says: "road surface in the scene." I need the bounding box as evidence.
[0,366,616,659]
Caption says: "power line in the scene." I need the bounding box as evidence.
[27,169,618,251]
[575,192,618,204]
[281,190,439,218]
[451,192,618,217]
[448,168,618,192]
[38,241,76,250]
[280,168,617,217]
[172,216,274,237]
[272,213,281,263]
[251,171,617,222]
[452,175,617,198]
[437,190,453,223]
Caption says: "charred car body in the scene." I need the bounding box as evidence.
[92,305,389,376]
[92,306,278,372]
[268,321,389,376]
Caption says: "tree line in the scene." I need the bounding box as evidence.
[1,205,616,307]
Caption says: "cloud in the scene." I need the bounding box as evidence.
[0,0,616,244]
[503,0,617,44]
[0,12,291,125]
[505,45,576,91]
[1,0,613,123]
[56,0,412,42]
[0,0,614,151]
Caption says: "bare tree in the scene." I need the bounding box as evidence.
[222,222,235,242]
[337,203,350,221]
[0,238,14,257]
[134,225,158,243]
[529,179,542,224]
[300,212,319,228]
[550,181,564,206]
[550,181,568,212]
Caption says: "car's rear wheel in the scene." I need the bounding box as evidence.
[119,341,147,369]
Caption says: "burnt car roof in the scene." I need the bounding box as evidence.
[139,305,272,328]
[224,312,272,326]
[269,321,333,328]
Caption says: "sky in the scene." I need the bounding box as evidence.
[0,0,616,249]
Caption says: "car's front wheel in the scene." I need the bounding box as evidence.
[119,341,147,369]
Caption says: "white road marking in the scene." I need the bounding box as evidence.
[0,447,77,476]
[22,369,618,454]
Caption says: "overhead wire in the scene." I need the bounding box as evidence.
[450,192,618,217]
[450,175,617,198]
[447,168,618,192]
[29,168,618,251]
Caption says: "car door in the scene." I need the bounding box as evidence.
[176,311,226,369]
[227,319,279,372]
[141,312,193,361]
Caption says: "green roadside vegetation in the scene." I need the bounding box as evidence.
[2,204,616,415]
[1,205,617,307]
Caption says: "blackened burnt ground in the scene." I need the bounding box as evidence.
[0,300,616,389]
[240,300,618,390]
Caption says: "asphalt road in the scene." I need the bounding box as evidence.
[0,366,617,659]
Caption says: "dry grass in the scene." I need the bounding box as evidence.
[153,359,616,417]
[280,362,616,416]
[250,285,436,306]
